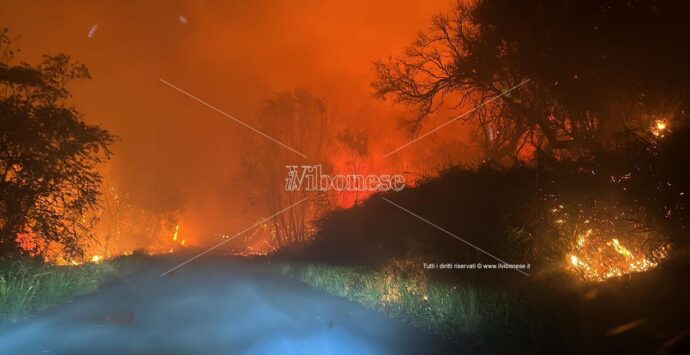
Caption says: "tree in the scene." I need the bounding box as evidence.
[373,0,690,163]
[336,127,369,205]
[94,182,183,257]
[0,29,115,257]
[238,89,330,248]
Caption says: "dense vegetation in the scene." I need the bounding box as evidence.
[0,29,115,258]
[276,126,690,352]
[374,0,690,164]
[0,253,146,324]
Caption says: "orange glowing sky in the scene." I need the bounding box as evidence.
[1,0,477,246]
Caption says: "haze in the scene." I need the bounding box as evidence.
[0,0,474,249]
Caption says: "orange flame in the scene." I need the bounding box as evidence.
[567,229,670,282]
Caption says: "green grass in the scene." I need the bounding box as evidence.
[281,262,538,346]
[0,253,146,323]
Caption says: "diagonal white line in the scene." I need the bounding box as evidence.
[160,197,309,276]
[382,79,531,159]
[159,79,307,158]
[381,197,529,276]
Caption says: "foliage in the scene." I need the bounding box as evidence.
[373,1,690,162]
[238,89,331,247]
[0,29,116,257]
[281,261,540,350]
[541,123,690,251]
[0,253,146,323]
[280,165,543,274]
[336,127,370,205]
[282,124,690,278]
[94,183,183,256]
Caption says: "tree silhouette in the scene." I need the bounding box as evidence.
[0,29,115,257]
[336,127,369,205]
[238,89,330,248]
[373,0,690,163]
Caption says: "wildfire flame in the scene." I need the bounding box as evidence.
[651,119,670,137]
[567,228,670,282]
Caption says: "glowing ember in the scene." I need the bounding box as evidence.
[651,119,670,137]
[91,255,103,263]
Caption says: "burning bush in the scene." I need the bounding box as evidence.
[544,202,657,283]
[549,206,671,282]
[541,134,686,281]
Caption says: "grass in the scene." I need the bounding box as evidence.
[0,253,147,324]
[281,261,541,348]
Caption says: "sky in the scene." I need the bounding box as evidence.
[0,0,475,249]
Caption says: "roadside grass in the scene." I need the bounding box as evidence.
[281,261,540,347]
[0,253,147,323]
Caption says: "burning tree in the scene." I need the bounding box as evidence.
[0,30,115,258]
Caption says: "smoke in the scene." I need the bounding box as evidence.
[1,0,475,250]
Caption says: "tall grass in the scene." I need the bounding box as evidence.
[0,254,145,323]
[281,261,537,344]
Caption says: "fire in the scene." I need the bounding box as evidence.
[651,119,670,137]
[567,229,670,282]
[549,199,671,282]
[172,224,179,241]
[52,253,105,266]
[610,238,633,259]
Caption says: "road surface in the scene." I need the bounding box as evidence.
[0,256,458,354]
